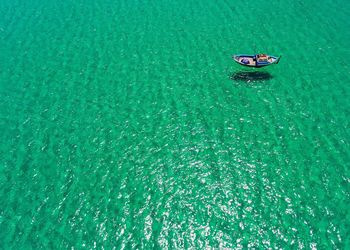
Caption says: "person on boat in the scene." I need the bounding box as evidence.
[257,54,267,62]
[240,58,250,65]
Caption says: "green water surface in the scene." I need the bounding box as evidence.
[1,0,350,248]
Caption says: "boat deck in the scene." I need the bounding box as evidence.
[233,54,280,68]
[237,56,275,65]
[237,57,256,66]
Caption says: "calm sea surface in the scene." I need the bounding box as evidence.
[1,0,350,248]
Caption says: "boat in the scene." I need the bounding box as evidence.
[233,54,281,68]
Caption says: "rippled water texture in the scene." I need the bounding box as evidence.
[1,0,350,248]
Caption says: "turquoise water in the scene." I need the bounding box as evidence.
[1,0,350,248]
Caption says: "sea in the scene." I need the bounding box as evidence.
[0,0,349,248]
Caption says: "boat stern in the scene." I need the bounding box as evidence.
[232,55,240,62]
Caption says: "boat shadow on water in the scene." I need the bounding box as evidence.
[230,71,273,83]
